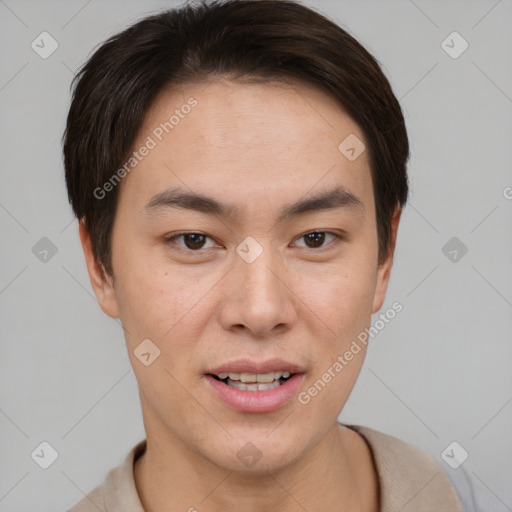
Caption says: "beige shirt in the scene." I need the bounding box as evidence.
[67,424,464,511]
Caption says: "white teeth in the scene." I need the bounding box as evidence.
[226,378,281,391]
[256,372,276,383]
[216,371,292,383]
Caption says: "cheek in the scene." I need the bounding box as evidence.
[304,259,377,338]
[114,265,200,405]
[112,251,215,365]
[112,252,175,343]
[298,268,375,418]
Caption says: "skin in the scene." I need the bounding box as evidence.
[80,79,401,511]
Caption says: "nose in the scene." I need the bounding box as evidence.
[218,240,297,339]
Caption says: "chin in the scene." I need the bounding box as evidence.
[203,428,310,476]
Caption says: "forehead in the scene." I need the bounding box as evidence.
[119,79,374,218]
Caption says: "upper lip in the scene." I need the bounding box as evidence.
[207,358,305,375]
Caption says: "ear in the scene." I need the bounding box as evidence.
[78,220,120,318]
[371,207,402,314]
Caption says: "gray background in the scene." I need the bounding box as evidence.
[1,0,511,510]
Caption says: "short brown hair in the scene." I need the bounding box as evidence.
[63,0,409,276]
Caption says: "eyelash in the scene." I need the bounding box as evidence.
[164,231,345,253]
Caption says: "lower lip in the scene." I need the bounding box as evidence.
[204,374,305,413]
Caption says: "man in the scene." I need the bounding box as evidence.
[64,0,475,510]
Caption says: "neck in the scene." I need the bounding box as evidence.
[134,422,379,512]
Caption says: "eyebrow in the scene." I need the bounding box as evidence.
[143,185,365,223]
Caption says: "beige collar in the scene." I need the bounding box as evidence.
[348,424,463,511]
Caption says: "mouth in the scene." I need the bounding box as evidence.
[209,371,293,392]
[204,359,305,413]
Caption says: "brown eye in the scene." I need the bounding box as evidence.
[303,232,326,248]
[295,231,338,249]
[182,233,207,250]
[166,232,215,251]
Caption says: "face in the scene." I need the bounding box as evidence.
[81,79,398,474]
